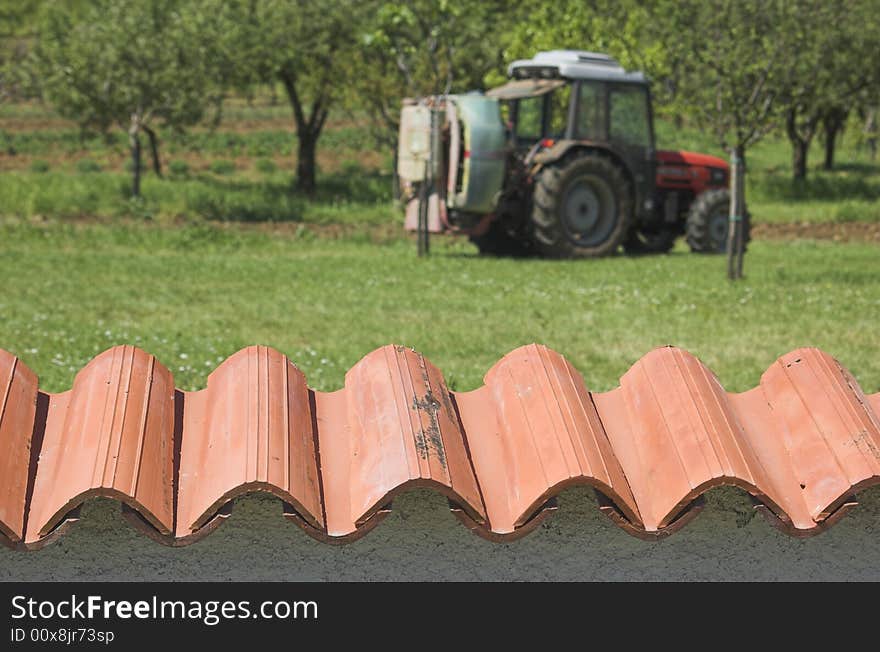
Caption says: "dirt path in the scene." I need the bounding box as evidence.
[262,220,880,244]
[11,214,880,245]
[753,221,880,243]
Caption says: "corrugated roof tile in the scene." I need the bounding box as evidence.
[0,350,38,546]
[177,346,323,541]
[0,343,878,550]
[25,346,174,545]
[317,345,485,540]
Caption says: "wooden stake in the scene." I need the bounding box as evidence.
[726,151,744,280]
[417,160,429,257]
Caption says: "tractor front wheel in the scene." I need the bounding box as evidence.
[686,188,751,254]
[529,153,632,258]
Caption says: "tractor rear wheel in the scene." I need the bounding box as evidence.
[686,188,751,254]
[530,153,632,258]
[623,227,677,254]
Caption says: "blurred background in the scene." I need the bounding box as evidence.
[1,0,878,228]
[0,1,877,398]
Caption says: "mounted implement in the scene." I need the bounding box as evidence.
[397,50,748,257]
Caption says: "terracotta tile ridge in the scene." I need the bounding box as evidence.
[317,344,486,540]
[748,348,880,529]
[592,345,869,534]
[0,351,38,545]
[458,343,641,538]
[2,343,880,549]
[175,345,323,543]
[18,346,175,547]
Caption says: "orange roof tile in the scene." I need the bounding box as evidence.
[0,343,878,550]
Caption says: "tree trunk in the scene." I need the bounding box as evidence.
[296,133,317,195]
[727,145,746,281]
[823,124,837,171]
[391,148,400,202]
[129,128,142,198]
[864,108,877,162]
[821,109,847,171]
[280,70,328,196]
[786,108,816,181]
[792,139,808,180]
[144,126,163,178]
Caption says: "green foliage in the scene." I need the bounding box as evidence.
[209,0,365,192]
[35,0,223,133]
[0,169,393,224]
[771,1,880,178]
[209,159,236,175]
[254,158,277,174]
[492,1,665,89]
[352,0,512,145]
[650,0,789,154]
[28,158,49,172]
[0,0,46,100]
[74,158,101,173]
[168,160,189,177]
[339,159,363,176]
[32,0,227,193]
[5,0,880,212]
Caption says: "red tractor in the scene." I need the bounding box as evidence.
[397,50,749,257]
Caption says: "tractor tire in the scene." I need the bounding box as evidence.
[686,188,751,254]
[469,219,532,257]
[623,228,677,255]
[529,153,632,258]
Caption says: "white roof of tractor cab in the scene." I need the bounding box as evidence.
[508,50,647,84]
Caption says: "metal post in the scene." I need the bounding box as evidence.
[425,104,443,256]
[735,154,747,279]
[417,159,429,257]
[417,101,443,257]
[726,150,744,280]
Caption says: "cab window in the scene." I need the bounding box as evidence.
[609,84,651,147]
[547,85,572,139]
[515,96,543,141]
[576,81,604,140]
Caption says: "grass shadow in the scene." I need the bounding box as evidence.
[178,166,392,223]
[751,166,880,203]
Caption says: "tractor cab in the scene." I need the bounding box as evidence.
[488,51,657,224]
[493,53,653,153]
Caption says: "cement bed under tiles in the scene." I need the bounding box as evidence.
[2,486,879,581]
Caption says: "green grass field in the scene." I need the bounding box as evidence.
[0,98,877,396]
[0,167,394,225]
[1,220,877,396]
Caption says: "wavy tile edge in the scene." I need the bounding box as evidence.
[0,343,877,549]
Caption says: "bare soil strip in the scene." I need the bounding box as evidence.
[753,221,880,243]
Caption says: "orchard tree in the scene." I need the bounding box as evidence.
[216,0,363,195]
[34,0,224,196]
[654,0,791,278]
[821,4,880,171]
[647,1,779,163]
[0,0,44,101]
[351,0,512,149]
[496,0,697,126]
[776,1,879,179]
